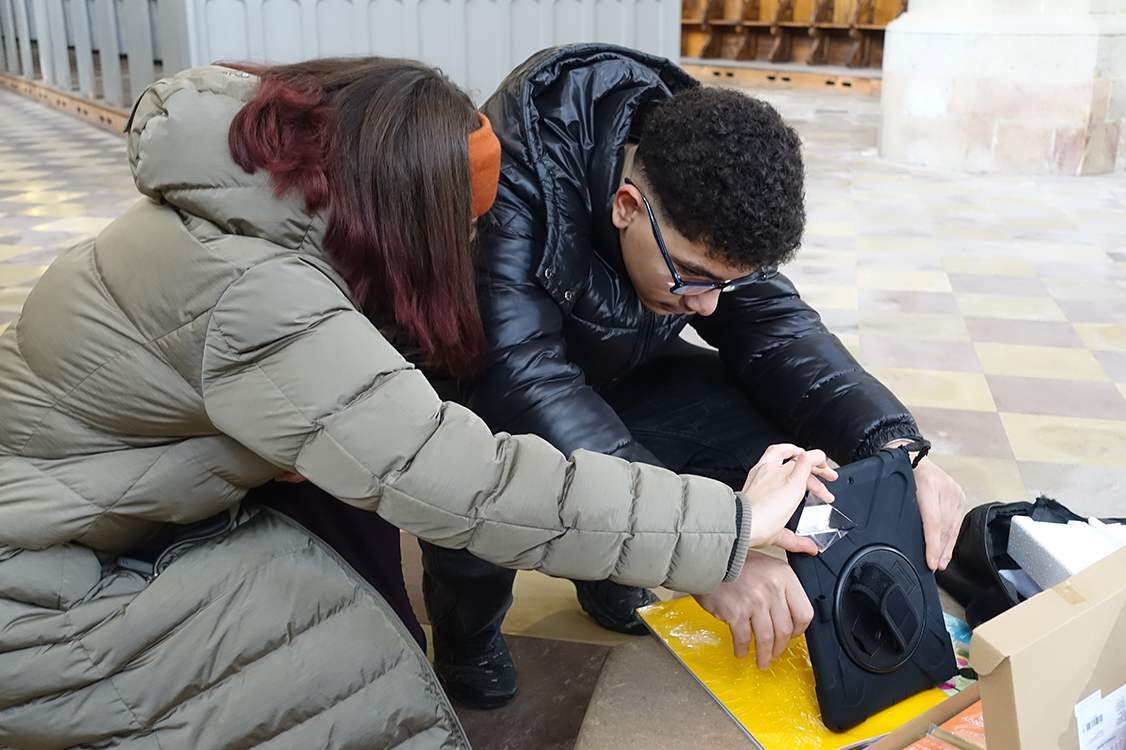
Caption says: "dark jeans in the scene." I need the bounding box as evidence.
[421,342,796,650]
[246,481,427,650]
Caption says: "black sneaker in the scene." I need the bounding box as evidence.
[572,579,659,635]
[433,634,518,709]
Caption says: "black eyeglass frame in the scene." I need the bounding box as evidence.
[624,178,778,296]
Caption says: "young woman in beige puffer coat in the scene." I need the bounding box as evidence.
[0,58,834,750]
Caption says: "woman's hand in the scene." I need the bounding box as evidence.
[742,444,838,555]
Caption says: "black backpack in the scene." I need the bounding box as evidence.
[935,497,1126,628]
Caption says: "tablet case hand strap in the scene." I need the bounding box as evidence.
[847,562,919,655]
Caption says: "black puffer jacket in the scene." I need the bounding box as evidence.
[472,43,920,466]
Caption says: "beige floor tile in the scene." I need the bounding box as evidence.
[795,284,858,310]
[1001,412,1126,467]
[853,173,912,184]
[941,256,1035,277]
[1004,217,1078,231]
[935,226,1012,242]
[914,184,979,196]
[5,190,85,204]
[856,237,937,254]
[1118,383,1126,403]
[0,265,49,287]
[0,245,36,262]
[805,221,855,236]
[988,196,1048,206]
[1042,277,1126,302]
[858,212,933,226]
[1073,323,1126,352]
[503,571,675,646]
[0,180,66,192]
[0,322,8,335]
[838,333,860,359]
[857,269,952,293]
[955,293,1067,321]
[925,203,991,215]
[793,248,857,267]
[927,454,1029,509]
[0,288,32,313]
[1065,208,1125,221]
[31,217,113,234]
[865,366,997,411]
[858,310,970,342]
[20,203,94,218]
[974,342,1109,381]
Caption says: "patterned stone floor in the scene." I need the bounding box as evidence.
[3,80,1126,748]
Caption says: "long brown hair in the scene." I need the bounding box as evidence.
[227,57,486,378]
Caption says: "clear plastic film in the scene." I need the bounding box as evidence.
[638,597,949,750]
[794,492,856,553]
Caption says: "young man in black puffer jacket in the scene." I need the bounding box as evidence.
[420,43,966,709]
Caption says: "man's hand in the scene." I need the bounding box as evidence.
[694,551,813,667]
[913,457,964,571]
[742,443,838,554]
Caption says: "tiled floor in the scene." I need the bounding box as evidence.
[3,80,1126,748]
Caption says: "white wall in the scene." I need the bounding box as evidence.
[188,0,679,102]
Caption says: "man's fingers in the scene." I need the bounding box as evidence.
[789,586,815,638]
[771,605,794,662]
[729,618,753,660]
[750,612,776,670]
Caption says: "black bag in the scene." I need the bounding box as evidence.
[935,497,1126,628]
[786,447,956,732]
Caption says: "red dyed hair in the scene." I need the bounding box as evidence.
[227,58,486,378]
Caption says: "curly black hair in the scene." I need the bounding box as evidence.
[634,87,805,270]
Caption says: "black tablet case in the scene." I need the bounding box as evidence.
[786,448,957,732]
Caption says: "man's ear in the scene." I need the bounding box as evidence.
[611,184,644,230]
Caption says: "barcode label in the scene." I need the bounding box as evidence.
[1086,715,1104,733]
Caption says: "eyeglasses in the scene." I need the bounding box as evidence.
[624,178,778,296]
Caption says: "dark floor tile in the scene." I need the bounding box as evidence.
[784,265,857,286]
[0,311,16,324]
[910,407,1015,459]
[857,251,945,271]
[1094,351,1126,382]
[859,336,981,372]
[452,635,611,750]
[948,273,1049,297]
[987,375,1126,420]
[1056,298,1126,324]
[1017,463,1126,518]
[819,307,858,336]
[858,288,961,315]
[963,317,1086,347]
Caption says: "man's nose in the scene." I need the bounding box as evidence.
[684,290,721,316]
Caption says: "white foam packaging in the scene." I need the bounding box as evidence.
[1007,516,1122,591]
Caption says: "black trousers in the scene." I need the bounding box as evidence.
[421,342,796,650]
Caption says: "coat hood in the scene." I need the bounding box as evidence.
[126,65,327,254]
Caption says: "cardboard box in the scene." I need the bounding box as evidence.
[871,545,1126,750]
[868,684,981,750]
[970,544,1126,750]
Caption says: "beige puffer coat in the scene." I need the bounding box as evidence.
[0,66,752,749]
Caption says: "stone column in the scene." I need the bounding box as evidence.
[880,0,1126,174]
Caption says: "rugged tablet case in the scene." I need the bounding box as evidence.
[786,448,957,732]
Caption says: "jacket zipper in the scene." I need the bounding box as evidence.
[625,309,655,372]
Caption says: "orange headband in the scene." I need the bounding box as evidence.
[468,112,501,218]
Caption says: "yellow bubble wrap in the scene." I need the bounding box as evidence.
[638,596,949,750]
